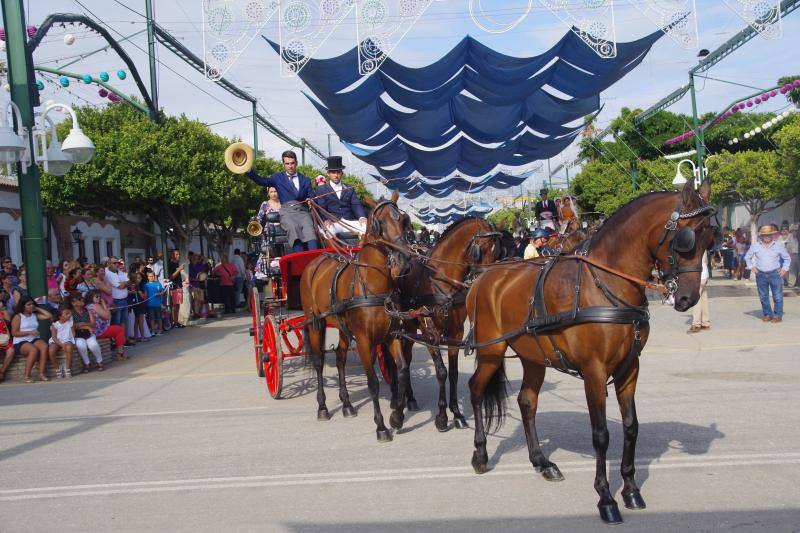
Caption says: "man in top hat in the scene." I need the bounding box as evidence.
[534,189,559,231]
[314,156,368,237]
[745,224,791,323]
[246,150,320,253]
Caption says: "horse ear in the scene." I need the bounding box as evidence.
[680,178,695,205]
[391,190,399,203]
[698,179,711,203]
[363,195,377,210]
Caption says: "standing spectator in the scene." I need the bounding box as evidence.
[688,251,711,333]
[780,224,798,287]
[128,272,148,342]
[48,305,76,378]
[143,271,165,336]
[167,250,186,329]
[69,293,104,372]
[86,290,127,360]
[188,253,208,318]
[95,265,114,308]
[1,257,18,286]
[213,255,237,315]
[745,225,791,323]
[151,251,165,282]
[231,249,246,309]
[734,230,748,280]
[0,298,14,383]
[104,257,131,344]
[11,297,53,383]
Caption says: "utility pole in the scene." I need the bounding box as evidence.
[547,159,552,189]
[688,72,705,181]
[2,0,46,300]
[327,133,332,157]
[565,165,570,189]
[252,101,258,154]
[300,139,306,165]
[144,0,159,122]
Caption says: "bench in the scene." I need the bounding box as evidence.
[3,338,115,382]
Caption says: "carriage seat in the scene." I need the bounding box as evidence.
[263,211,289,245]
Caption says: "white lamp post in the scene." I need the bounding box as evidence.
[41,103,95,165]
[673,159,696,187]
[34,114,73,177]
[0,100,30,173]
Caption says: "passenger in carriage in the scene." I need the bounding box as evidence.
[523,227,556,259]
[246,150,320,253]
[534,188,559,231]
[313,156,368,238]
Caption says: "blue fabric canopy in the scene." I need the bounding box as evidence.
[265,27,664,195]
[374,170,535,199]
[415,202,493,224]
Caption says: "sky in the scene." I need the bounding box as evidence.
[6,1,800,212]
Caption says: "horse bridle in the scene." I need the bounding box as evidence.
[370,200,411,273]
[653,197,716,297]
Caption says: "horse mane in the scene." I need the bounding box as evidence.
[591,191,674,244]
[438,215,485,240]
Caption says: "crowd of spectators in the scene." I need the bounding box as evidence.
[0,248,253,384]
[716,221,798,288]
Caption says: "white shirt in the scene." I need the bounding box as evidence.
[151,259,164,281]
[287,173,299,192]
[231,254,246,277]
[330,181,344,198]
[50,318,75,344]
[700,251,709,281]
[105,269,130,300]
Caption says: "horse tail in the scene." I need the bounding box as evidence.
[481,359,508,433]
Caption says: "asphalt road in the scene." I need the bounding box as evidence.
[1,288,800,532]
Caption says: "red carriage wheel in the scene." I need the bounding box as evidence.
[372,344,394,385]
[250,286,264,377]
[263,316,284,399]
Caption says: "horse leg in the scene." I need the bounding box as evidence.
[388,338,409,431]
[427,345,450,432]
[518,359,563,481]
[403,345,420,412]
[447,346,468,429]
[615,360,646,510]
[356,336,391,442]
[308,326,330,421]
[336,337,357,418]
[469,348,506,474]
[584,367,623,524]
[384,344,400,410]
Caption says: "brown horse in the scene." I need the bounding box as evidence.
[464,180,715,524]
[396,217,504,432]
[300,193,413,442]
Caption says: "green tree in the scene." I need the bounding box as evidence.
[708,150,793,239]
[777,75,800,106]
[488,207,526,233]
[571,158,674,215]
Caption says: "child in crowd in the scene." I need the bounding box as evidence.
[144,271,165,336]
[48,305,76,378]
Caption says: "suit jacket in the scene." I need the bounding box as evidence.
[246,171,314,204]
[314,183,366,221]
[534,199,559,221]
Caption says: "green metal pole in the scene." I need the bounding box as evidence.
[547,159,552,189]
[689,73,706,182]
[252,101,258,155]
[565,166,570,189]
[2,0,46,300]
[145,0,159,121]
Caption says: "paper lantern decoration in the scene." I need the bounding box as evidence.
[116,70,127,80]
[26,25,37,38]
[744,132,751,139]
[755,127,762,133]
[99,71,109,82]
[746,100,753,107]
[36,80,44,90]
[770,90,778,97]
[109,93,121,103]
[59,76,70,87]
[794,80,800,87]
[754,98,761,104]
[98,89,108,98]
[81,74,92,84]
[0,28,5,41]
[64,33,75,45]
[733,138,739,144]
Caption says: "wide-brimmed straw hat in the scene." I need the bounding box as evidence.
[758,225,778,235]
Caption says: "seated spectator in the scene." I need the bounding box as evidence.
[0,298,13,383]
[46,261,59,293]
[11,296,53,383]
[86,290,127,360]
[48,305,76,378]
[69,292,104,372]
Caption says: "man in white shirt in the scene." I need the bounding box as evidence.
[231,249,246,308]
[104,256,130,340]
[688,251,710,333]
[314,157,368,238]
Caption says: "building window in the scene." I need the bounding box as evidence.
[0,234,9,258]
[77,239,86,260]
[106,240,113,258]
[92,240,101,264]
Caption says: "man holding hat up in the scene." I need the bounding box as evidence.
[745,224,791,323]
[314,156,368,237]
[534,189,559,231]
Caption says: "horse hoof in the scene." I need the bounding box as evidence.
[622,490,646,510]
[598,501,623,525]
[453,417,469,429]
[389,413,404,430]
[471,453,488,474]
[342,406,357,418]
[407,399,420,411]
[435,416,449,432]
[376,429,393,443]
[317,409,331,421]
[537,464,564,482]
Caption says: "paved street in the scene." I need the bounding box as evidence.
[2,285,800,532]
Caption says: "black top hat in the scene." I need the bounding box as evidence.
[539,188,548,196]
[325,156,346,171]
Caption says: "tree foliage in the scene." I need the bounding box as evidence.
[571,159,674,215]
[777,75,800,106]
[774,118,800,191]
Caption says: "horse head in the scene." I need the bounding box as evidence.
[362,191,412,279]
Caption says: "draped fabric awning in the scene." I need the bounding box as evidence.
[373,169,535,199]
[265,27,664,197]
[415,202,493,225]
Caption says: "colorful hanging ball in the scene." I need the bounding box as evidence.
[82,74,92,84]
[746,100,753,107]
[781,87,788,94]
[738,102,746,110]
[0,28,5,41]
[98,89,108,98]
[785,84,794,91]
[770,90,778,97]
[26,25,37,38]
[36,80,44,91]
[109,93,121,103]
[116,70,127,80]
[99,71,109,82]
[793,80,800,87]
[63,33,75,45]
[754,97,761,104]
[59,76,70,87]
